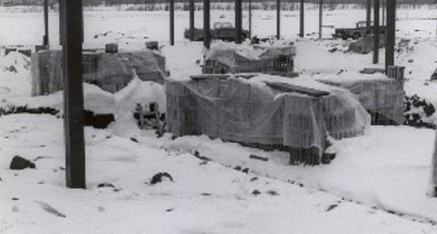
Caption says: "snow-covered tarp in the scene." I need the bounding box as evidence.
[31,49,167,95]
[203,42,295,75]
[166,75,370,154]
[318,76,404,124]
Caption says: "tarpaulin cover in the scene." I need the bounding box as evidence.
[166,75,370,152]
[203,42,295,74]
[317,77,404,124]
[31,50,167,96]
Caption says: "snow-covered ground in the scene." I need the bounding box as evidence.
[1,6,437,234]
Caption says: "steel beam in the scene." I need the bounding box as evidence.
[277,0,280,40]
[385,0,396,71]
[61,0,86,189]
[189,0,195,41]
[203,0,210,49]
[43,0,49,46]
[373,0,380,64]
[170,0,175,45]
[319,0,323,39]
[235,0,242,44]
[299,0,304,38]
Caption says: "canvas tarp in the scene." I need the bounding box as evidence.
[31,50,167,95]
[166,76,370,152]
[317,77,404,124]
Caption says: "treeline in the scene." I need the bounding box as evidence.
[3,0,437,7]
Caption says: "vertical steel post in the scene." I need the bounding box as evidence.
[276,0,280,40]
[235,0,242,43]
[382,0,386,26]
[189,0,195,41]
[373,0,380,64]
[319,0,323,39]
[170,0,175,45]
[59,0,64,45]
[366,0,371,30]
[248,0,252,39]
[43,0,49,46]
[203,0,210,49]
[61,0,86,189]
[299,0,304,38]
[385,0,396,71]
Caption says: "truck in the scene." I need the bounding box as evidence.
[184,22,250,42]
[333,21,386,40]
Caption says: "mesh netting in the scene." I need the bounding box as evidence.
[31,50,167,96]
[318,78,404,124]
[166,76,370,153]
[203,43,295,75]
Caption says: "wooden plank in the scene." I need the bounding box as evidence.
[61,0,86,189]
[264,81,330,97]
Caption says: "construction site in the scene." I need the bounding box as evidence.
[1,0,437,233]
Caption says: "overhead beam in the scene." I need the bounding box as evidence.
[373,0,380,64]
[385,0,396,71]
[203,0,210,49]
[61,0,86,189]
[235,0,242,43]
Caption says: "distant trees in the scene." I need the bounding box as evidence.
[2,0,437,8]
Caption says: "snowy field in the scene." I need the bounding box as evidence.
[1,5,437,234]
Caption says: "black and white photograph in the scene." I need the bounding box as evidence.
[1,0,437,233]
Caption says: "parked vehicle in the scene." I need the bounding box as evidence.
[333,21,386,40]
[184,22,250,42]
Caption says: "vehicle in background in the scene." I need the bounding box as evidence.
[184,22,250,42]
[333,21,386,40]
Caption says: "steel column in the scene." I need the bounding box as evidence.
[61,0,86,189]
